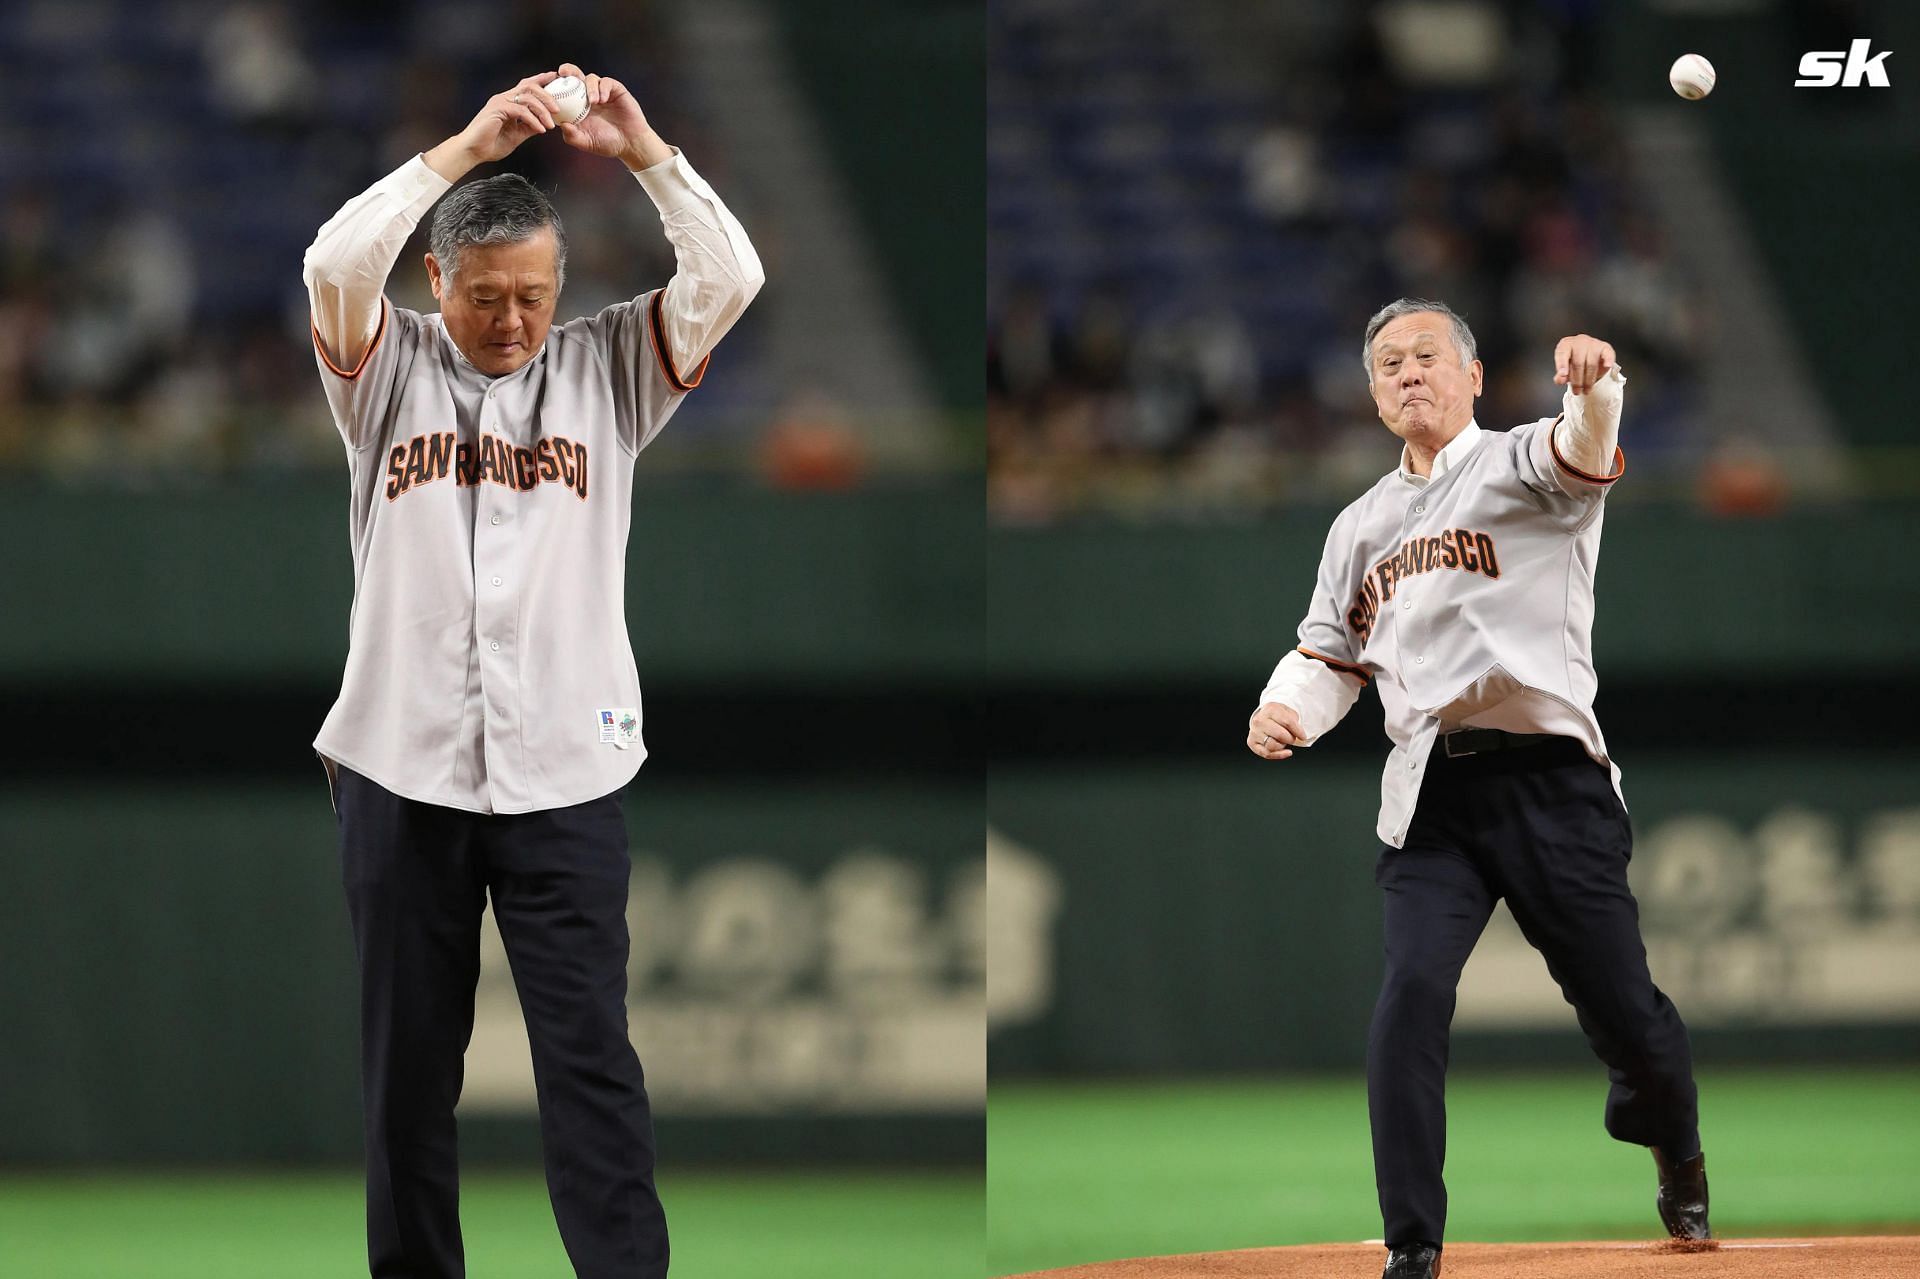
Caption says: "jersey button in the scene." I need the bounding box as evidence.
[489,641,501,652]
[1416,655,1425,664]
[490,515,502,526]
[1415,504,1426,514]
[1401,600,1411,611]
[491,576,503,587]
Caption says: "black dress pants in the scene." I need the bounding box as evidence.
[1366,738,1699,1249]
[333,765,668,1279]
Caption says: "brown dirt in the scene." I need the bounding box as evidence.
[1003,1237,1920,1279]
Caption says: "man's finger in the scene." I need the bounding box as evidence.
[523,85,562,122]
[1254,719,1298,746]
[501,101,547,134]
[1247,734,1293,760]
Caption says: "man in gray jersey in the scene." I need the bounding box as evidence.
[1247,300,1706,1279]
[304,64,762,1279]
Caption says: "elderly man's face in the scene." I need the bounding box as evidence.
[426,228,559,377]
[1368,311,1483,455]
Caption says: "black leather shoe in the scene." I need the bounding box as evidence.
[1382,1242,1442,1279]
[1654,1148,1711,1240]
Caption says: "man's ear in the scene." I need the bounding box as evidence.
[425,252,444,301]
[1470,359,1484,396]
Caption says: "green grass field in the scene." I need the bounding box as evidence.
[0,1168,980,1279]
[988,1067,1920,1276]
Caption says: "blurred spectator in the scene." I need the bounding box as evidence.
[0,0,789,482]
[987,0,1709,519]
[203,3,320,131]
[761,388,867,491]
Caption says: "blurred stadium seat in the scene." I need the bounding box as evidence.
[988,0,1714,518]
[0,0,973,480]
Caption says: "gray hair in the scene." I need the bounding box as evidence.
[429,173,568,291]
[1361,297,1477,377]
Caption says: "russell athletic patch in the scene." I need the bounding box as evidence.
[599,708,640,750]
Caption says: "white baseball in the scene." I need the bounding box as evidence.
[1668,54,1716,100]
[546,75,590,124]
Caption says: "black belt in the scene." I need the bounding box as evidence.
[1438,728,1560,758]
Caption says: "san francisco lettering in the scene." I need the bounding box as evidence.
[385,431,590,501]
[1346,528,1501,642]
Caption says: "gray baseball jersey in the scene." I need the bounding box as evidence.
[307,152,762,814]
[1260,374,1627,847]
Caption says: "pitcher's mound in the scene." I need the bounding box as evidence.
[1005,1236,1920,1279]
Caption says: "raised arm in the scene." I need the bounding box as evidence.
[303,71,568,372]
[545,62,764,375]
[1549,333,1625,484]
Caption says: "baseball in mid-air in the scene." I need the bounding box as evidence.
[546,75,590,124]
[1668,54,1716,100]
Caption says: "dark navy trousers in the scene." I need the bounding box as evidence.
[332,765,668,1279]
[1366,738,1699,1249]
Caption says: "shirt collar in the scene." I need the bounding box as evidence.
[1398,418,1483,486]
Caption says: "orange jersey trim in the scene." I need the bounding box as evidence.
[312,298,389,382]
[1298,645,1371,686]
[1549,419,1626,486]
[648,288,708,392]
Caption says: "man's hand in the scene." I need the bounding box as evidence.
[1553,334,1617,396]
[552,63,674,172]
[1248,703,1305,761]
[424,72,567,181]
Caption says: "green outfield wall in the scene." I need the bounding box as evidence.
[989,751,1920,1075]
[6,487,1913,685]
[0,779,981,1164]
[987,501,1920,682]
[0,480,981,685]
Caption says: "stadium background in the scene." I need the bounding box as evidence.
[0,1,982,1276]
[985,0,1920,1274]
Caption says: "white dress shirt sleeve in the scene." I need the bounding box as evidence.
[1259,649,1364,745]
[1255,518,1370,744]
[302,155,451,373]
[1547,364,1627,488]
[630,148,765,377]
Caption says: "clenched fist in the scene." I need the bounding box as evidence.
[1553,334,1616,396]
[1248,702,1305,761]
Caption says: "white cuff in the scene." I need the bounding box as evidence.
[1555,364,1625,479]
[1258,649,1365,745]
[630,147,706,214]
